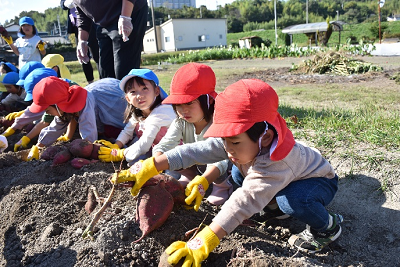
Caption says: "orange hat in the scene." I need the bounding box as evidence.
[162,63,217,104]
[204,79,295,161]
[30,76,87,113]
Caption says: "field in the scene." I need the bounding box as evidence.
[0,55,400,266]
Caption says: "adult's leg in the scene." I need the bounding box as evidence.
[112,5,148,79]
[96,26,116,78]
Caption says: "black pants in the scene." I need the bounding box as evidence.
[96,4,148,80]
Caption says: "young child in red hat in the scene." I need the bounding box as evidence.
[111,79,342,265]
[152,62,232,206]
[96,69,175,166]
[26,77,127,160]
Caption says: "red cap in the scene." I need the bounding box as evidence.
[162,63,217,104]
[30,76,87,113]
[204,79,295,161]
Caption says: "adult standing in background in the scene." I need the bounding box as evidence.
[73,0,148,80]
[60,0,100,84]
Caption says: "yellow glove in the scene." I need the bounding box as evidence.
[2,35,13,45]
[14,136,31,152]
[94,139,119,149]
[2,127,15,137]
[57,134,70,142]
[185,175,209,211]
[166,226,220,267]
[27,145,40,161]
[5,110,25,120]
[110,157,161,196]
[98,147,125,162]
[37,41,45,51]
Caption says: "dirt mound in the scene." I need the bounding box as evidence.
[1,62,400,266]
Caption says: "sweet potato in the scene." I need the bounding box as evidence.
[84,188,97,215]
[40,145,65,160]
[90,143,103,160]
[0,26,10,38]
[70,158,97,169]
[52,149,72,166]
[0,118,14,128]
[143,174,186,205]
[68,139,93,158]
[134,180,174,243]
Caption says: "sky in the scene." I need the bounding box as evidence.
[0,0,236,25]
[0,0,59,25]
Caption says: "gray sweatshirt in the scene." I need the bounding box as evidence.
[164,138,336,234]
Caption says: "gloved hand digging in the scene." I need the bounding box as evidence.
[185,175,209,211]
[98,147,125,162]
[2,127,15,137]
[94,139,119,149]
[14,136,31,152]
[57,134,70,142]
[165,225,220,267]
[5,110,25,120]
[111,157,161,196]
[27,145,40,161]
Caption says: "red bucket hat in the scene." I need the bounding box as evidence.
[204,79,295,161]
[162,63,217,104]
[30,76,87,113]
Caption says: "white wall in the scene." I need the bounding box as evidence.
[170,19,227,51]
[160,21,176,52]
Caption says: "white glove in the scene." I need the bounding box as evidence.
[76,40,89,64]
[63,0,75,9]
[118,15,133,42]
[0,135,8,153]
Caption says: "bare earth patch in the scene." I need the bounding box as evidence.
[1,56,400,266]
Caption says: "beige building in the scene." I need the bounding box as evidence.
[143,18,227,53]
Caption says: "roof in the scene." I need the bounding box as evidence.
[282,21,345,34]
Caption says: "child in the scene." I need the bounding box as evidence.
[97,69,175,166]
[1,17,46,68]
[0,62,51,138]
[13,68,59,151]
[111,79,343,264]
[26,77,127,160]
[41,54,72,80]
[0,72,30,112]
[152,62,232,205]
[0,62,19,103]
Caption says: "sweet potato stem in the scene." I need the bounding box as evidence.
[82,183,116,240]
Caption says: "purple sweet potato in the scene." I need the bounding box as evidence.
[68,139,93,158]
[134,180,174,243]
[70,158,97,169]
[84,188,97,215]
[40,145,65,160]
[0,118,14,128]
[52,149,72,166]
[90,143,103,160]
[143,174,186,205]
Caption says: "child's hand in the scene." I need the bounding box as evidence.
[1,35,13,45]
[14,136,31,152]
[98,147,125,162]
[26,145,40,161]
[94,139,119,149]
[165,225,220,266]
[185,175,209,211]
[1,127,15,137]
[57,134,70,142]
[5,110,25,120]
[36,40,45,51]
[110,157,161,196]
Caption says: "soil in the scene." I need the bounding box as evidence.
[1,56,400,267]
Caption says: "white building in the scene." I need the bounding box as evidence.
[143,18,227,53]
[387,15,400,22]
[150,0,196,9]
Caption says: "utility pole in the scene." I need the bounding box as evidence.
[150,0,158,52]
[57,15,62,36]
[378,0,385,44]
[306,0,308,24]
[274,0,277,45]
